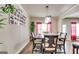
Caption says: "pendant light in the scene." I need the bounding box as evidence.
[45,6,51,23]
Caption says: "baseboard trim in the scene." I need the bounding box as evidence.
[16,39,30,54]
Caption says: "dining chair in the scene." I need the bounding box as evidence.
[72,42,79,54]
[57,33,67,54]
[42,35,58,54]
[57,32,63,40]
[32,33,43,54]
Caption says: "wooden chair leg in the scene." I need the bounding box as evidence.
[32,48,33,53]
[59,45,62,51]
[40,44,42,53]
[32,46,34,53]
[32,44,37,54]
[42,49,44,54]
[73,46,75,54]
[63,46,66,54]
[77,48,78,54]
[55,47,57,54]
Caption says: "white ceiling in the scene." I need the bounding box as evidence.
[0,4,79,17]
[21,4,75,17]
[62,5,79,18]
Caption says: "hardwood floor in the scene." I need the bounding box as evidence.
[20,40,79,54]
[20,41,33,54]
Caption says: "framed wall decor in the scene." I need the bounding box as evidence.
[9,8,26,26]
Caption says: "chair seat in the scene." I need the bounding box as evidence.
[42,43,49,47]
[73,45,79,48]
[33,48,40,50]
[72,42,79,48]
[42,43,56,47]
[34,40,42,44]
[57,41,64,45]
[58,37,65,39]
[45,48,55,51]
[34,41,42,44]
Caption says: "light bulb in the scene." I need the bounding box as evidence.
[45,16,51,23]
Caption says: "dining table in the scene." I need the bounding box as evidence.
[34,33,59,44]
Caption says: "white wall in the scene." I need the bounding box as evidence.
[0,14,9,52]
[58,17,63,32]
[0,4,30,53]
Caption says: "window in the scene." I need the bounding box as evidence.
[47,23,51,32]
[36,22,42,34]
[71,22,76,40]
[71,22,79,39]
[76,23,79,38]
[41,23,47,33]
[71,24,76,35]
[36,22,52,34]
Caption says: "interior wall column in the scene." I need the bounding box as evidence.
[58,17,63,32]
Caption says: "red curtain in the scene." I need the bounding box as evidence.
[36,22,42,33]
[71,22,76,41]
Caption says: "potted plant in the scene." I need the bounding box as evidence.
[1,4,16,14]
[30,22,35,33]
[30,22,35,41]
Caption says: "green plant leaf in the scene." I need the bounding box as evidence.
[0,18,6,28]
[0,23,5,25]
[1,4,16,14]
[0,18,6,22]
[30,22,35,32]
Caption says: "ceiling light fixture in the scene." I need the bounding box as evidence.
[45,6,51,23]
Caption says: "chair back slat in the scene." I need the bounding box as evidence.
[43,35,58,53]
[58,32,67,45]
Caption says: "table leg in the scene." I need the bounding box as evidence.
[48,37,52,47]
